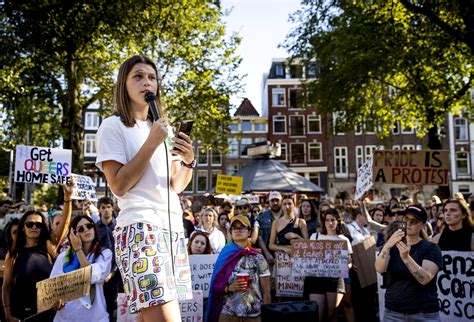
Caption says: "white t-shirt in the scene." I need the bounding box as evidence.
[193,227,226,253]
[309,232,353,254]
[346,222,372,246]
[95,116,183,232]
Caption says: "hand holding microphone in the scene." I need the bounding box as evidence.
[144,92,168,146]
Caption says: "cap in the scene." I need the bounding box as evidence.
[404,205,428,223]
[235,198,250,207]
[230,215,251,228]
[268,191,282,201]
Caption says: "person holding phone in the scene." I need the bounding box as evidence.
[375,205,443,321]
[95,54,194,322]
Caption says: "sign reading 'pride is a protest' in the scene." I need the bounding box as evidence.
[15,145,72,184]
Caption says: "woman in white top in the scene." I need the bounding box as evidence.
[346,208,372,246]
[194,207,226,253]
[305,208,352,322]
[51,215,112,322]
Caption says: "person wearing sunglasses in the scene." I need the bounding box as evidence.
[3,183,73,322]
[207,215,270,322]
[375,205,443,321]
[49,215,112,322]
[235,198,259,245]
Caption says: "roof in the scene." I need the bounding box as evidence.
[234,98,260,117]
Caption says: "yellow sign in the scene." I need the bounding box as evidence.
[215,174,243,195]
[37,265,92,313]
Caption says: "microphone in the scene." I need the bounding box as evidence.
[144,92,160,121]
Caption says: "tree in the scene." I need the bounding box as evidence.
[1,0,242,172]
[285,0,473,149]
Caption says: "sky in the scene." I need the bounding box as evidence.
[222,0,302,114]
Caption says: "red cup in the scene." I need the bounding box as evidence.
[236,273,249,287]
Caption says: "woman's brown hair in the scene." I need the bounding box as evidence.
[442,199,474,230]
[321,208,344,235]
[114,54,167,126]
[187,231,212,255]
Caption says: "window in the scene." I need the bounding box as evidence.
[272,88,286,107]
[254,137,266,144]
[84,134,96,156]
[334,147,348,177]
[355,146,364,169]
[365,118,376,134]
[332,112,345,135]
[354,124,363,135]
[197,148,208,165]
[402,125,414,134]
[306,62,319,78]
[184,178,193,192]
[392,145,401,150]
[289,115,304,136]
[454,117,468,141]
[309,172,320,186]
[308,115,321,133]
[228,138,238,157]
[365,146,377,159]
[85,112,100,130]
[402,145,415,150]
[99,177,107,188]
[290,143,305,164]
[226,164,239,175]
[309,142,322,161]
[241,121,252,132]
[254,123,266,132]
[456,152,469,176]
[276,143,287,161]
[275,64,285,77]
[211,170,221,189]
[273,115,287,134]
[210,150,222,165]
[240,138,252,157]
[289,64,303,78]
[392,122,400,134]
[289,88,303,109]
[229,123,238,132]
[197,171,208,192]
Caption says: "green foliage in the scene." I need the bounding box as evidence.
[1,0,242,170]
[285,0,473,149]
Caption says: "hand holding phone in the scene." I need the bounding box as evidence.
[172,120,193,155]
[397,221,407,243]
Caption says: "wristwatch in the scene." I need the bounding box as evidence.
[181,159,197,169]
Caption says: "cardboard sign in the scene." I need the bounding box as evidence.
[377,251,473,322]
[117,291,203,322]
[36,265,92,313]
[355,156,373,200]
[189,254,218,298]
[15,145,72,184]
[372,150,449,185]
[352,236,377,288]
[274,251,304,297]
[71,173,97,201]
[215,174,243,195]
[290,240,349,278]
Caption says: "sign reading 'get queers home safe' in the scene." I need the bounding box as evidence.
[372,150,449,185]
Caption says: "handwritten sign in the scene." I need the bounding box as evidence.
[355,156,373,200]
[15,145,71,184]
[71,173,97,201]
[290,240,349,278]
[372,150,449,185]
[274,251,304,297]
[189,254,218,298]
[36,265,91,313]
[215,174,243,195]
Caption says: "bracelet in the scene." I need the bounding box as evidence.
[64,199,72,202]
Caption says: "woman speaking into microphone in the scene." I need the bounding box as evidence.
[95,55,195,322]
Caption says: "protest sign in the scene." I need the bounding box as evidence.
[215,174,243,195]
[189,254,218,298]
[372,150,449,185]
[290,240,349,278]
[71,173,97,201]
[117,291,203,322]
[274,251,304,297]
[37,265,92,313]
[355,156,373,200]
[15,145,72,184]
[352,236,377,288]
[377,251,473,322]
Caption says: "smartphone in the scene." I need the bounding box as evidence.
[397,221,407,242]
[175,120,193,138]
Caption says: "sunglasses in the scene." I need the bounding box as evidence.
[236,206,248,210]
[76,223,94,233]
[25,221,42,229]
[231,226,248,232]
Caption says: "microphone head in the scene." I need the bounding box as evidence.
[144,91,156,103]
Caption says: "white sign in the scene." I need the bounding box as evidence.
[15,145,72,184]
[355,156,373,200]
[274,251,304,297]
[71,173,97,201]
[189,254,218,298]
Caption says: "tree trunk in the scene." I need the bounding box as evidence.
[427,125,442,150]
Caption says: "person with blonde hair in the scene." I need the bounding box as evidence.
[193,207,225,253]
